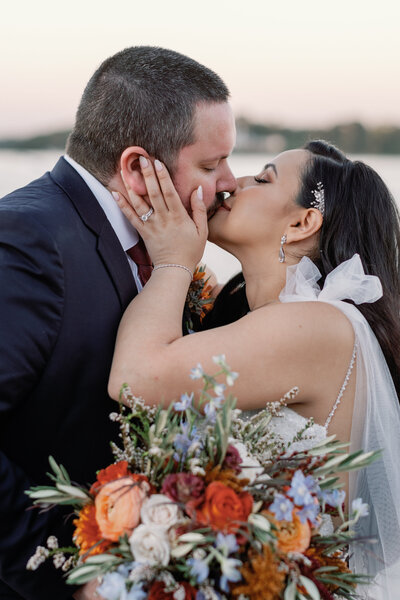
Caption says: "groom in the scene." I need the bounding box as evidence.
[0,46,236,600]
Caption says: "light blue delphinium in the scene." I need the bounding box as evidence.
[322,488,346,509]
[190,364,204,380]
[204,397,224,423]
[97,572,146,600]
[219,556,242,593]
[288,470,314,507]
[213,383,226,398]
[269,493,294,521]
[352,498,369,518]
[173,421,199,460]
[196,590,222,600]
[174,392,194,412]
[187,557,210,584]
[297,501,320,525]
[215,532,239,555]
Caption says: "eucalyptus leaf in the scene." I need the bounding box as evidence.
[299,576,321,600]
[284,580,296,600]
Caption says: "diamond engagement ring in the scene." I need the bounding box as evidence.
[140,208,154,222]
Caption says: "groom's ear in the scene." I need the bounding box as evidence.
[119,147,151,196]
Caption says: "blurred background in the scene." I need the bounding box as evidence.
[1,0,399,280]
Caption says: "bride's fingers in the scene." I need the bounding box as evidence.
[120,171,153,220]
[190,186,208,241]
[152,160,186,214]
[139,157,169,214]
[111,191,143,230]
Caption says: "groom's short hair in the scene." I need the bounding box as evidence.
[66,46,230,184]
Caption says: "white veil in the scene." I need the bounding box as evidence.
[279,254,400,599]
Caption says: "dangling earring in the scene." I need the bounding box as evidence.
[279,234,287,263]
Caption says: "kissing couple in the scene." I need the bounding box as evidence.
[1,46,400,600]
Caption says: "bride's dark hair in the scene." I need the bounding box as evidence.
[203,140,400,399]
[299,140,400,399]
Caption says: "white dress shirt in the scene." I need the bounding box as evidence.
[64,155,143,291]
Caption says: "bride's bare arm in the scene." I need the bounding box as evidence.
[109,161,354,409]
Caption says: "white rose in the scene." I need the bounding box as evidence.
[140,494,181,529]
[129,524,170,566]
[229,440,264,484]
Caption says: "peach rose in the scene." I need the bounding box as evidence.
[267,509,311,553]
[95,476,149,541]
[196,481,253,533]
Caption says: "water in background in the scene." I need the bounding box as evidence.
[1,150,400,282]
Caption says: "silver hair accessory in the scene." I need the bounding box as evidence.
[140,207,154,222]
[279,234,287,263]
[310,181,325,215]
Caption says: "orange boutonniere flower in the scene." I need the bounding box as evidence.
[186,265,215,323]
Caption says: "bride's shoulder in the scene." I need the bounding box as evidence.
[244,300,354,350]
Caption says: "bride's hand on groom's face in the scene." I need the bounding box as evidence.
[114,158,208,272]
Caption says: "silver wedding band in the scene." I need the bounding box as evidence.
[140,207,154,222]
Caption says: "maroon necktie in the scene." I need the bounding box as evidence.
[126,237,153,286]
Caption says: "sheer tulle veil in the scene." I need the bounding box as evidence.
[279,254,400,599]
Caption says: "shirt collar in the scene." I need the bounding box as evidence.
[64,155,139,250]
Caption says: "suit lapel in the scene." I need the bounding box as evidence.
[50,157,137,309]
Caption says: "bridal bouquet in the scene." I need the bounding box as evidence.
[26,357,376,600]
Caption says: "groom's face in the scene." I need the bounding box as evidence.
[171,102,237,215]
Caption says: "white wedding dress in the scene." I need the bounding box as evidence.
[254,254,400,600]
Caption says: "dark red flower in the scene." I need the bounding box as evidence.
[148,581,197,599]
[161,472,205,505]
[223,445,243,474]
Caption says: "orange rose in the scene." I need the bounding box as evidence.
[267,509,311,553]
[95,476,149,541]
[195,481,253,533]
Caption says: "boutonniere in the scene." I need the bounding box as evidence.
[185,265,215,333]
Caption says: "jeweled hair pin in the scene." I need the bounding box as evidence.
[310,181,325,215]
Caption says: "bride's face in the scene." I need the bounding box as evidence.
[208,149,310,255]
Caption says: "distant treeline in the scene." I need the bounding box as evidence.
[1,120,400,154]
[236,118,400,154]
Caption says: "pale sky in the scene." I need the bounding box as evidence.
[1,0,399,137]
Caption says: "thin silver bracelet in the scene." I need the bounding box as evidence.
[153,263,193,281]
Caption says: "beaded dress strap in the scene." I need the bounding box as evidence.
[324,343,357,431]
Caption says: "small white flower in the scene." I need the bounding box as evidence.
[229,440,263,483]
[53,553,66,569]
[140,494,182,529]
[226,371,239,386]
[46,536,58,550]
[148,447,164,457]
[26,546,49,571]
[191,465,206,477]
[129,524,170,566]
[188,441,202,455]
[128,562,155,582]
[190,363,204,380]
[193,548,207,560]
[352,498,369,518]
[173,586,186,600]
[213,383,226,397]
[212,354,226,366]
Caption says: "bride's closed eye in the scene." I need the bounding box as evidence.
[254,176,269,184]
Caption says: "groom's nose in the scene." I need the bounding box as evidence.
[217,164,237,194]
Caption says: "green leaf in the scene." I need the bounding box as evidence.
[66,564,103,585]
[284,580,296,600]
[299,576,321,600]
[56,484,90,500]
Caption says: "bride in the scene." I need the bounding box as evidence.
[109,140,400,599]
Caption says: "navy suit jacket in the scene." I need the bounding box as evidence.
[0,158,138,599]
